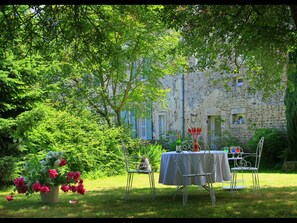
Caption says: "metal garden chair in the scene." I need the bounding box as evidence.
[121,142,156,200]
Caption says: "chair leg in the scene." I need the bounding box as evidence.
[207,178,216,206]
[182,176,188,206]
[230,171,237,191]
[173,185,183,200]
[149,173,156,199]
[252,171,260,190]
[183,185,188,206]
[125,172,134,199]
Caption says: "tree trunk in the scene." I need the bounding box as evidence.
[284,50,297,161]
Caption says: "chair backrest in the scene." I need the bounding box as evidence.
[122,142,152,172]
[181,140,210,151]
[181,140,193,151]
[255,137,265,169]
[122,143,131,172]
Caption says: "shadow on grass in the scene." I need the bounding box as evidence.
[1,186,297,218]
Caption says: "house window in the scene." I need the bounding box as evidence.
[232,114,245,125]
[139,118,147,140]
[158,113,166,139]
[232,77,244,87]
[231,108,246,125]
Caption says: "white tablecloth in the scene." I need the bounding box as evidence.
[158,151,231,185]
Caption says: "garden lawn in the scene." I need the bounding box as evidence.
[0,172,296,218]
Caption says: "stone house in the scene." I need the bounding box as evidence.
[151,59,287,149]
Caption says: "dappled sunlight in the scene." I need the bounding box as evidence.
[1,173,297,218]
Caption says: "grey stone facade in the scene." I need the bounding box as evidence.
[152,67,287,147]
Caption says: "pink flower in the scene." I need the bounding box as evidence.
[71,185,78,193]
[7,195,13,201]
[73,171,81,183]
[67,171,75,181]
[7,152,87,201]
[32,182,41,192]
[14,177,25,187]
[77,184,86,195]
[17,185,28,194]
[40,185,50,193]
[61,184,70,192]
[59,159,67,167]
[48,169,58,179]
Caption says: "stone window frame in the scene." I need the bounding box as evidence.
[232,76,244,87]
[157,111,167,140]
[231,108,246,126]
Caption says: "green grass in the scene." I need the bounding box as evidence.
[1,172,297,218]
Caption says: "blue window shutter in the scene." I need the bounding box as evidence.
[146,118,152,140]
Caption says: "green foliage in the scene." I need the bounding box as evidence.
[20,152,70,194]
[8,5,187,127]
[208,130,245,150]
[10,103,127,180]
[157,130,180,152]
[247,128,287,170]
[0,156,23,186]
[282,161,297,173]
[161,5,291,98]
[137,141,166,172]
[0,48,47,157]
[0,49,44,119]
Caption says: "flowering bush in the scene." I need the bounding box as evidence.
[7,151,86,201]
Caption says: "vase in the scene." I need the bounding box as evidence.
[193,140,200,152]
[40,186,59,203]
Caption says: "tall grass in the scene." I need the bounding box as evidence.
[1,173,297,218]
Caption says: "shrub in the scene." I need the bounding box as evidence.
[8,104,129,182]
[137,141,166,172]
[157,130,177,151]
[0,156,22,187]
[211,130,245,150]
[282,161,297,173]
[247,128,287,170]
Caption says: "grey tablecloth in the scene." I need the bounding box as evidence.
[158,151,231,185]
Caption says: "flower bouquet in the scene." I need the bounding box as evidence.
[188,127,202,152]
[7,151,86,202]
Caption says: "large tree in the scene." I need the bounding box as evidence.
[44,5,187,126]
[160,5,297,161]
[0,5,49,155]
[0,5,187,127]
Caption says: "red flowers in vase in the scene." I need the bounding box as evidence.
[188,127,202,141]
[188,127,202,152]
[6,151,86,202]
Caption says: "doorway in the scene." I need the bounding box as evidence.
[207,115,222,150]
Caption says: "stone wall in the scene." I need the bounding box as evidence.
[152,70,287,145]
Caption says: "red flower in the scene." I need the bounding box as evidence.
[7,195,13,201]
[67,171,75,181]
[71,185,78,192]
[73,171,81,183]
[40,185,50,193]
[59,159,67,167]
[61,184,70,192]
[7,152,87,201]
[14,177,25,187]
[77,184,86,195]
[32,182,41,192]
[48,169,58,179]
[17,185,28,194]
